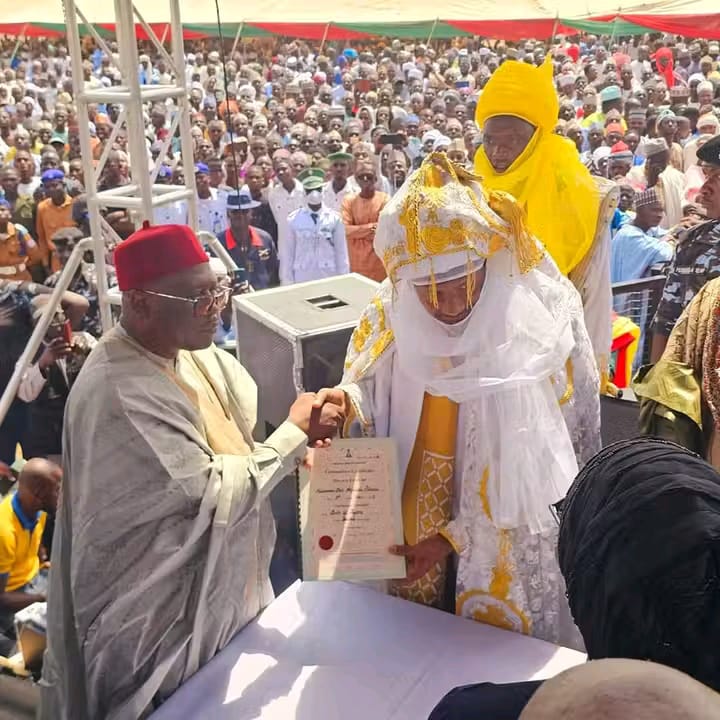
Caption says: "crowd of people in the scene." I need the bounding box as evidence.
[0,26,719,720]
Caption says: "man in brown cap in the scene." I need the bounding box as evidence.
[40,223,344,720]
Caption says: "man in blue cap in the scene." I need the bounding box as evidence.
[281,168,348,285]
[36,168,73,274]
[217,190,278,290]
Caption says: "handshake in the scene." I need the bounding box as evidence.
[287,387,349,446]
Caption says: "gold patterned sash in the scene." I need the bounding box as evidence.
[172,351,252,456]
[391,392,458,608]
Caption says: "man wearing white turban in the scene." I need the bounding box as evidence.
[314,155,601,648]
[636,137,686,229]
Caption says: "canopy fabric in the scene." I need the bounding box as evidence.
[0,0,553,25]
[558,17,658,35]
[619,12,720,38]
[0,0,717,40]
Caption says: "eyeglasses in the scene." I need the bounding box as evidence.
[357,174,375,182]
[139,285,232,316]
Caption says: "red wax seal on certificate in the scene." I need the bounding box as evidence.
[318,535,334,551]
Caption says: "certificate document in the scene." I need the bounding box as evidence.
[299,438,407,582]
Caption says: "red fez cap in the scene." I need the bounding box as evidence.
[114,223,208,291]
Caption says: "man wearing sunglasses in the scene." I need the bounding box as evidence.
[218,190,278,290]
[40,223,345,720]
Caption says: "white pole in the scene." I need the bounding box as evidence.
[9,24,28,65]
[116,0,153,225]
[230,22,245,59]
[170,0,199,231]
[63,0,113,332]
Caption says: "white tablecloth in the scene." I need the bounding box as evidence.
[152,581,585,720]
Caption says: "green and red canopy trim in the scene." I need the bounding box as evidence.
[0,14,718,41]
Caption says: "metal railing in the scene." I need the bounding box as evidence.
[611,274,667,367]
[197,231,239,272]
[0,238,94,427]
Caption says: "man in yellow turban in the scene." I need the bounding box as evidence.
[475,56,618,388]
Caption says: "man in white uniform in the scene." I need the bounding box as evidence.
[39,223,344,719]
[281,168,349,285]
[315,156,600,648]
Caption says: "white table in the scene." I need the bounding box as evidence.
[152,581,585,720]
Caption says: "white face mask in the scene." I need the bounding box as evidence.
[306,190,322,206]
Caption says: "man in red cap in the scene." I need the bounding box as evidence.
[39,223,344,720]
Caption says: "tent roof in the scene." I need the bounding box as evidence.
[2,0,717,41]
[2,0,710,25]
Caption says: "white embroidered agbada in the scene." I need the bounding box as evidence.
[339,156,600,649]
[39,325,308,720]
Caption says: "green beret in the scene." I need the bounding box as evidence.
[298,167,326,190]
[327,151,353,162]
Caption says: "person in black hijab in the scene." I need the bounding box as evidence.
[429,438,720,720]
[559,437,720,689]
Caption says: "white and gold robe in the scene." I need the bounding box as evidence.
[339,270,600,650]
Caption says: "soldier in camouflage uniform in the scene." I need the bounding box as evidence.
[651,135,720,360]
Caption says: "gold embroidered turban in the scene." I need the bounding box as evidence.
[373,153,543,300]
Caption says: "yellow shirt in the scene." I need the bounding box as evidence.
[581,111,628,132]
[0,493,46,592]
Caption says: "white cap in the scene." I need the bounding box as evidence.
[432,135,451,151]
[422,129,440,145]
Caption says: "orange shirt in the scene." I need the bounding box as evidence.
[36,196,74,271]
[218,99,240,118]
[0,222,42,280]
[341,192,389,283]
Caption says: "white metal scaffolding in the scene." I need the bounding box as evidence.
[0,3,245,428]
[62,0,199,332]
